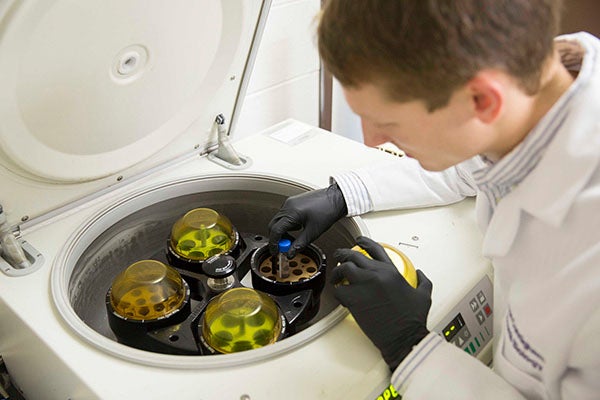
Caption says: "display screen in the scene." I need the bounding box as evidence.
[442,313,465,342]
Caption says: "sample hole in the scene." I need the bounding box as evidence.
[212,235,228,245]
[179,240,196,251]
[138,306,150,316]
[232,341,253,352]
[221,315,241,328]
[261,267,271,273]
[247,313,266,327]
[195,231,211,240]
[153,304,165,312]
[135,298,146,306]
[131,289,142,296]
[253,329,272,346]
[209,248,223,256]
[188,251,205,259]
[150,295,161,303]
[169,334,179,342]
[307,267,316,273]
[289,261,298,268]
[293,269,303,276]
[301,258,310,264]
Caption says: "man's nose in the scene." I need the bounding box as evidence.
[361,120,387,147]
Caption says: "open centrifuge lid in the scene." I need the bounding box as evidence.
[0,0,270,226]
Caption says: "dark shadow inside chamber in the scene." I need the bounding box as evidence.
[68,185,360,352]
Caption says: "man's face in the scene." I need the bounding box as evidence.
[343,83,490,171]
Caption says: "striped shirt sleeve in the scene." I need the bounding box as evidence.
[330,171,373,216]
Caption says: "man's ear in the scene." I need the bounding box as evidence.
[467,72,504,124]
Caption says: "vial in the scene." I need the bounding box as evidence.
[277,239,292,280]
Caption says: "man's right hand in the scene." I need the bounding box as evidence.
[268,183,348,257]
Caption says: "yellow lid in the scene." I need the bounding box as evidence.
[351,243,418,288]
[202,288,282,353]
[169,208,236,262]
[109,260,187,320]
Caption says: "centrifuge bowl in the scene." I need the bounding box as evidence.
[50,173,367,368]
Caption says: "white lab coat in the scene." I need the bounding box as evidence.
[339,33,600,399]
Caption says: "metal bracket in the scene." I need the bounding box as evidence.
[207,114,252,170]
[0,239,45,277]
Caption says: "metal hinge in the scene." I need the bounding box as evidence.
[207,114,252,170]
[0,205,44,277]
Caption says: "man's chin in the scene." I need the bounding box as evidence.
[414,157,448,172]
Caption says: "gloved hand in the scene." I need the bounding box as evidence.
[331,236,433,371]
[268,183,348,257]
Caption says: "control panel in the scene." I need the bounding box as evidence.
[433,275,493,359]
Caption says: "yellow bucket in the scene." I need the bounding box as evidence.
[351,243,418,288]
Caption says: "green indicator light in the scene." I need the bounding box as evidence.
[469,342,476,353]
[475,337,481,347]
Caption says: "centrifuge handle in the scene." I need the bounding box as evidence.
[0,205,31,269]
[213,114,243,166]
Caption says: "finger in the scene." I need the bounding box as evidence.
[416,269,433,296]
[333,248,374,268]
[288,234,311,258]
[268,215,300,255]
[332,283,361,307]
[355,236,393,263]
[330,261,372,285]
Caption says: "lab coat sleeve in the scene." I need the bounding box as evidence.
[392,333,526,399]
[332,156,484,216]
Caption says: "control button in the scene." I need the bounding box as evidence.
[469,342,476,354]
[484,304,492,316]
[462,328,471,340]
[477,291,486,305]
[456,336,465,347]
[476,311,485,325]
[469,298,479,312]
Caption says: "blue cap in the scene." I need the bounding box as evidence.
[278,239,292,253]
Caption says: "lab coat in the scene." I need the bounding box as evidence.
[338,32,600,399]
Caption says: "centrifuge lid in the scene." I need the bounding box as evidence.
[0,0,269,226]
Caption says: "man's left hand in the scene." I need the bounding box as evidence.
[331,236,433,371]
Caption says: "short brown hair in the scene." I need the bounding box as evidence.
[318,0,563,111]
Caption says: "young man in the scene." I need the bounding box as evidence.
[268,1,600,398]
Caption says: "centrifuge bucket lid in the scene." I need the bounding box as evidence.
[0,0,270,226]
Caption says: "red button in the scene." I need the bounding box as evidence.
[484,304,492,316]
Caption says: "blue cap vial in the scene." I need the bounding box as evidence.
[278,239,292,253]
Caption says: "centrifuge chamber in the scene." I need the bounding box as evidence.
[59,173,363,365]
[0,1,493,399]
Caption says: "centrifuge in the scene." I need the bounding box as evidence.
[0,1,493,399]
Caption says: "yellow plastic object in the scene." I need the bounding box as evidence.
[109,260,187,321]
[351,243,418,288]
[202,287,282,354]
[169,208,236,262]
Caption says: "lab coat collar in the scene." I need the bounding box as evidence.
[481,33,600,257]
[518,33,600,227]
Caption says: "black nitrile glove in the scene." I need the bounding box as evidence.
[331,236,433,371]
[268,183,348,257]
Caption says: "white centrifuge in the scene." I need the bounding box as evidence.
[0,1,494,399]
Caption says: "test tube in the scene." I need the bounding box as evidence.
[277,239,291,280]
[199,224,208,247]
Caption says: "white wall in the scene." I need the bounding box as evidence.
[331,78,363,143]
[235,0,321,140]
